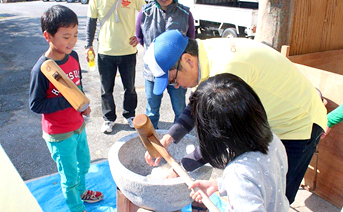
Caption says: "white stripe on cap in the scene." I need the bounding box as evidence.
[144,43,165,77]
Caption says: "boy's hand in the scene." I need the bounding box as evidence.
[85,47,95,62]
[129,36,138,47]
[81,106,91,117]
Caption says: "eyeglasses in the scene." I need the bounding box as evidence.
[168,60,180,86]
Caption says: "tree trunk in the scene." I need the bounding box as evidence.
[255,0,294,51]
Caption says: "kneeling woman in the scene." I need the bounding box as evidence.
[189,73,289,212]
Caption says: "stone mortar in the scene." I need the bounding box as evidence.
[108,130,213,212]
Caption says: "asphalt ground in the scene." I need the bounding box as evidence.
[0,1,340,211]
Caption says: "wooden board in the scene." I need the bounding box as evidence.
[304,133,343,208]
[289,49,343,75]
[116,188,182,212]
[280,46,343,207]
[287,59,343,208]
[293,63,343,104]
[289,0,343,55]
[299,65,343,208]
[116,188,142,212]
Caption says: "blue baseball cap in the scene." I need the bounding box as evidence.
[144,30,189,95]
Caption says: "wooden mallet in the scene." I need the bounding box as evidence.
[133,114,220,212]
[40,59,90,112]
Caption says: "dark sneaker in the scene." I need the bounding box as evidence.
[81,190,103,203]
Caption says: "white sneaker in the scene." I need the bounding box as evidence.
[101,121,115,133]
[125,117,135,129]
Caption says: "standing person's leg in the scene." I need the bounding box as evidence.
[282,124,323,204]
[98,54,118,133]
[45,135,85,212]
[167,85,187,123]
[118,53,137,123]
[76,129,90,195]
[145,79,163,129]
[76,129,103,202]
[98,54,118,122]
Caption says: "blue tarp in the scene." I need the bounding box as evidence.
[26,161,226,212]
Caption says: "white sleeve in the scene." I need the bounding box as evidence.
[224,168,266,212]
[216,178,227,196]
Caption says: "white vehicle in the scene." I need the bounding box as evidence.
[180,0,259,38]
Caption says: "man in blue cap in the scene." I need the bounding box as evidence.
[143,28,191,96]
[144,30,327,204]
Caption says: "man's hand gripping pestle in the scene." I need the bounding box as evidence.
[132,114,220,212]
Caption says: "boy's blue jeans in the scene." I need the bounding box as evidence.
[145,79,187,128]
[45,129,90,212]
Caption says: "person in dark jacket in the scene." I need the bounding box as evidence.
[136,0,195,129]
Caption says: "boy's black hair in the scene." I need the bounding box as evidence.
[189,73,273,169]
[41,5,78,36]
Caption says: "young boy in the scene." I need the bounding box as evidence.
[29,5,103,212]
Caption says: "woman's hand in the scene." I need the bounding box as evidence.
[189,180,218,203]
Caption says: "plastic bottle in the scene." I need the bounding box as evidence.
[88,51,95,71]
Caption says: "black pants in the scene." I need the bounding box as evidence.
[98,53,137,121]
[282,124,323,204]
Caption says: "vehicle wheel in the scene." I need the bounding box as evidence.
[55,0,61,2]
[67,0,74,3]
[81,0,88,4]
[222,28,238,38]
[42,0,48,2]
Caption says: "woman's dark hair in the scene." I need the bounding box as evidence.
[190,73,273,169]
[41,5,78,36]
